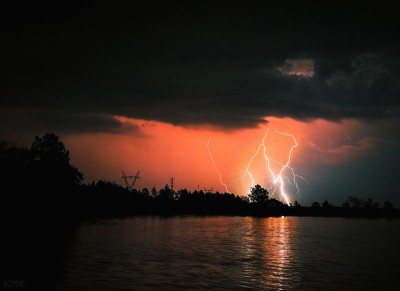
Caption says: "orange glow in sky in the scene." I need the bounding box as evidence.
[63,116,378,202]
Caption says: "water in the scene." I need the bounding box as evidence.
[55,216,400,290]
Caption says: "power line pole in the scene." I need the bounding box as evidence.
[170,177,174,192]
[121,170,141,190]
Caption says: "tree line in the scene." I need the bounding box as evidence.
[2,133,399,222]
[3,133,398,288]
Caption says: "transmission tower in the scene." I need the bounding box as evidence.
[121,170,141,190]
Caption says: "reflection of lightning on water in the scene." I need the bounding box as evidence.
[207,136,229,193]
[244,127,305,205]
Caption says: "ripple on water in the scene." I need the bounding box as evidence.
[55,216,400,291]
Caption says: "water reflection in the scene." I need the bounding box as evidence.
[241,217,298,290]
[55,216,400,290]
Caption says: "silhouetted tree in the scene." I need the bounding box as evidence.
[322,200,330,208]
[151,187,158,198]
[141,188,150,198]
[31,133,69,163]
[311,201,321,208]
[0,141,31,181]
[248,184,269,203]
[158,184,173,200]
[267,198,284,207]
[241,196,250,203]
[346,196,365,208]
[293,200,301,207]
[30,133,83,187]
[0,141,31,164]
[364,198,379,209]
[384,200,393,209]
[177,188,190,200]
[342,202,350,208]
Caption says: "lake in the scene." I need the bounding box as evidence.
[54,216,400,290]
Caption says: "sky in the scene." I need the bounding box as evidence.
[1,2,400,206]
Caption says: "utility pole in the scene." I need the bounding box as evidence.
[169,177,174,192]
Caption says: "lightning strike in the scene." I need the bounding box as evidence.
[207,136,229,193]
[207,128,305,204]
[244,127,303,205]
[243,127,272,188]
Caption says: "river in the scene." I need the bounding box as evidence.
[54,216,400,290]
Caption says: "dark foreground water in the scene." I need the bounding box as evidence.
[54,216,400,290]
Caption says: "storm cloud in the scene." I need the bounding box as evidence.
[1,2,400,133]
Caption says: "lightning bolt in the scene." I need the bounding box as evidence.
[267,157,308,194]
[244,127,303,205]
[207,128,305,203]
[243,127,272,188]
[207,136,229,193]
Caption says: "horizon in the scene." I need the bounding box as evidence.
[1,2,399,207]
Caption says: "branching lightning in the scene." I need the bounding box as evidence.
[207,136,229,193]
[244,127,303,205]
[243,127,272,188]
[207,128,305,204]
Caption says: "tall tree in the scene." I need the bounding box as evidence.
[248,184,269,203]
[31,133,83,187]
[31,133,70,164]
[158,184,173,200]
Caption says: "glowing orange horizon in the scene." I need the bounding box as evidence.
[63,116,378,203]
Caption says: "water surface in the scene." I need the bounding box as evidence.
[55,216,400,290]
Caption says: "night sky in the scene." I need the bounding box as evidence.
[1,2,400,206]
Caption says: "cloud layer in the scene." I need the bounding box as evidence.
[1,2,400,134]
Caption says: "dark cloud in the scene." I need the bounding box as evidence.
[1,2,400,133]
[0,109,141,137]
